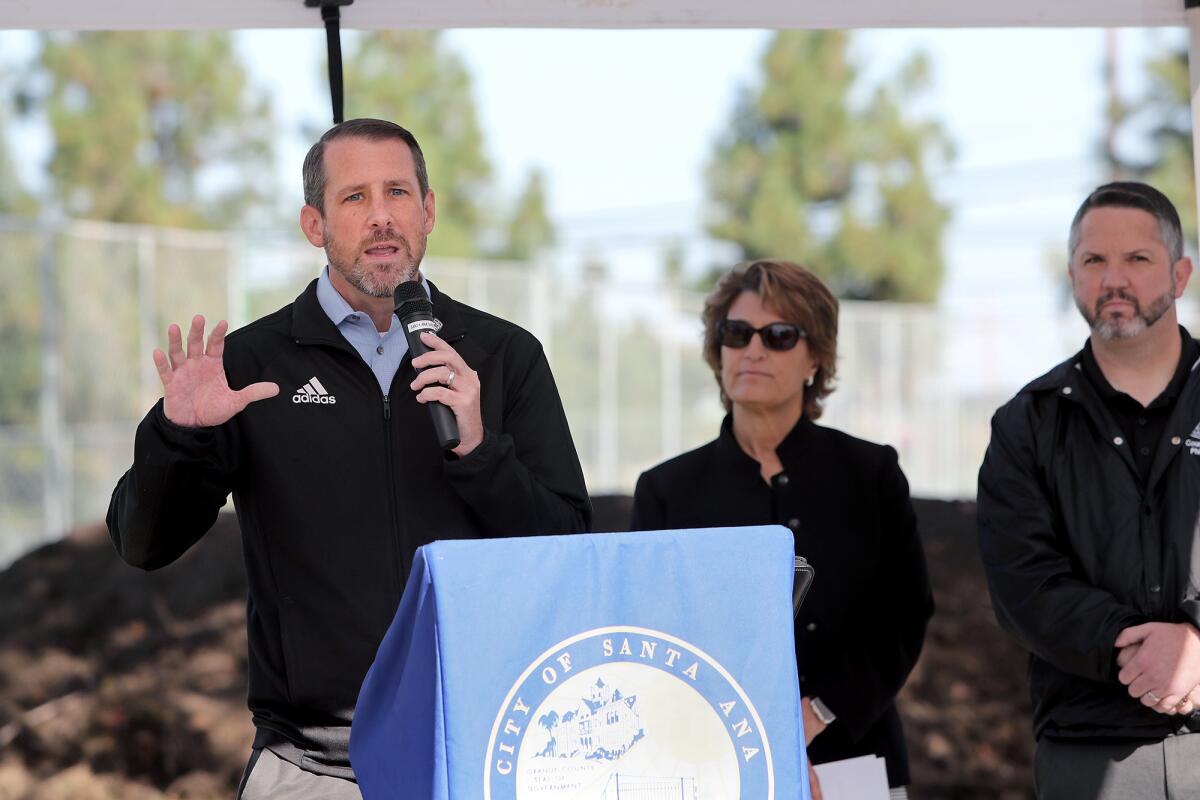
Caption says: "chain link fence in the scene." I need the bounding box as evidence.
[1,214,1164,567]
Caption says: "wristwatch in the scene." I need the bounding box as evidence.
[810,696,837,725]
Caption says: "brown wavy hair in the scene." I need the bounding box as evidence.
[702,259,839,420]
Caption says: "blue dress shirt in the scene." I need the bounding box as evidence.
[315,267,431,394]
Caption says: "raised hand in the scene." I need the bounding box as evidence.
[154,315,279,428]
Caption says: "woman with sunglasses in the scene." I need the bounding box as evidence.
[631,259,932,798]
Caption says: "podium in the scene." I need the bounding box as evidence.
[350,526,810,799]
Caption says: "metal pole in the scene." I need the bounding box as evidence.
[227,232,248,331]
[38,220,67,537]
[530,258,552,363]
[660,286,681,460]
[598,294,619,491]
[137,228,158,410]
[1187,3,1200,244]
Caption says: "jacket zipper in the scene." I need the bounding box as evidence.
[297,336,406,599]
[380,390,405,592]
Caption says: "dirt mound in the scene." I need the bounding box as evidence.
[0,518,252,799]
[0,499,1033,799]
[896,500,1034,800]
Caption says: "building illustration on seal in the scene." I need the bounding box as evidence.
[536,677,644,761]
[600,773,699,800]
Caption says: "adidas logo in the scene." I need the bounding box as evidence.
[1191,421,1200,440]
[292,376,337,405]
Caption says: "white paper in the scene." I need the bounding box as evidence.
[811,754,890,800]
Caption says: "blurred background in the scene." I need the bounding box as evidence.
[0,24,1195,799]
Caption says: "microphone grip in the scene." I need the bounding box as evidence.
[407,333,461,450]
[428,398,460,451]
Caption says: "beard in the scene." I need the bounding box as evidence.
[326,228,425,298]
[1076,285,1175,341]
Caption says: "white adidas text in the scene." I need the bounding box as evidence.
[293,377,336,405]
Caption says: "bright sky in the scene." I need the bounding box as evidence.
[237,27,1181,302]
[0,25,1186,317]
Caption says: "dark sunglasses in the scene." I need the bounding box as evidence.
[717,320,806,351]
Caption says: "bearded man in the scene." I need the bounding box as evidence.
[978,181,1200,799]
[107,118,590,799]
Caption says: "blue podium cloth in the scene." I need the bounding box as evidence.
[351,526,809,799]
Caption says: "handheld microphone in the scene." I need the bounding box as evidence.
[393,281,460,450]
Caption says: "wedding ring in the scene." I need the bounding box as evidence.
[446,369,456,388]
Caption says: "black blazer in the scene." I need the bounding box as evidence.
[631,415,933,787]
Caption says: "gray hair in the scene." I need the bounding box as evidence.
[302,118,430,214]
[1068,181,1184,264]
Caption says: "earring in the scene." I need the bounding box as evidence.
[805,376,814,387]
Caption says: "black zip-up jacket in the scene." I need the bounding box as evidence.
[631,416,933,787]
[977,342,1200,741]
[107,279,591,776]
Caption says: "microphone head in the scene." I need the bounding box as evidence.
[393,281,432,318]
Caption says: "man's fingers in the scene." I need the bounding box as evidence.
[237,382,280,407]
[410,366,463,393]
[1114,624,1151,649]
[1127,672,1158,699]
[419,331,450,351]
[415,386,458,406]
[186,315,206,360]
[167,323,186,370]
[412,332,468,370]
[1154,693,1185,714]
[206,319,229,359]
[152,348,172,386]
[1118,661,1140,687]
[1116,644,1140,669]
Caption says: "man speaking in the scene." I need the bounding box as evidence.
[107,118,590,798]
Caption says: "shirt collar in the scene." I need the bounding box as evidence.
[1080,325,1199,407]
[715,412,816,471]
[315,265,430,329]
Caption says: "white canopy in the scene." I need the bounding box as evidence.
[5,0,1198,234]
[0,0,1187,31]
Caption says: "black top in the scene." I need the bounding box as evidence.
[107,279,591,777]
[1080,326,1199,486]
[978,336,1200,740]
[631,415,933,787]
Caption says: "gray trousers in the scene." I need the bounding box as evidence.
[238,748,363,800]
[1035,735,1200,800]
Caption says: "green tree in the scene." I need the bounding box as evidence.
[1105,37,1196,250]
[0,234,39,426]
[705,31,953,301]
[0,71,34,215]
[32,31,274,227]
[496,169,555,260]
[0,137,34,216]
[342,31,492,257]
[0,85,39,425]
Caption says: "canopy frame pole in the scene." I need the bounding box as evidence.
[1188,1,1200,243]
[305,0,354,124]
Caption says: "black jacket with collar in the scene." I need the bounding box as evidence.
[977,337,1200,741]
[630,415,933,787]
[107,279,591,776]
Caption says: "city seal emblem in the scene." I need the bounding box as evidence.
[484,626,774,799]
